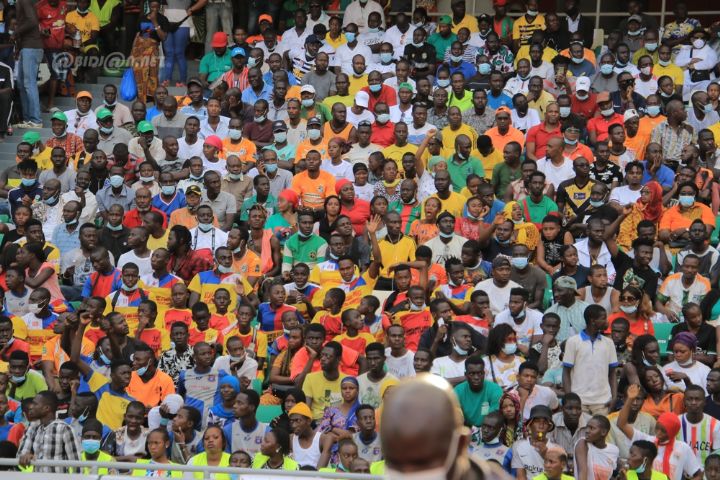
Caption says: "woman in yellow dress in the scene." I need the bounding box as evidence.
[503,201,540,251]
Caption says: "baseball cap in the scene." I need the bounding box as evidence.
[628,14,643,23]
[288,402,313,419]
[493,0,507,6]
[624,109,640,122]
[258,14,273,24]
[186,185,202,196]
[438,15,452,25]
[495,106,512,116]
[305,34,322,45]
[555,276,578,292]
[51,111,68,122]
[210,32,228,48]
[231,47,246,57]
[596,91,611,103]
[204,135,223,151]
[187,77,204,88]
[272,120,288,132]
[575,76,591,93]
[22,131,41,144]
[355,91,370,108]
[300,85,316,94]
[137,120,154,134]
[398,82,414,92]
[478,13,492,23]
[96,108,113,121]
[492,257,510,269]
[307,116,322,127]
[76,90,93,100]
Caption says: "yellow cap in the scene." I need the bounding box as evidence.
[288,402,313,419]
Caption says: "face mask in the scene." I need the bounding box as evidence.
[679,195,695,207]
[140,175,154,183]
[254,115,266,123]
[298,231,313,239]
[99,352,111,365]
[65,217,78,226]
[78,407,89,423]
[217,264,233,274]
[359,0,368,3]
[620,305,638,314]
[376,113,390,124]
[136,364,149,376]
[450,54,463,63]
[640,66,652,76]
[44,194,59,206]
[627,29,642,36]
[409,302,426,311]
[368,27,380,33]
[53,129,67,138]
[411,41,425,48]
[437,78,450,88]
[634,459,647,475]
[274,131,287,143]
[106,222,123,231]
[496,236,511,245]
[600,64,614,75]
[645,42,658,52]
[159,417,169,426]
[121,282,138,292]
[438,231,454,239]
[693,39,706,49]
[307,128,321,140]
[380,52,393,63]
[565,136,578,145]
[385,431,460,480]
[20,178,35,187]
[453,343,469,356]
[247,57,257,68]
[679,358,694,367]
[704,103,715,113]
[559,106,571,118]
[301,98,314,108]
[369,83,382,93]
[660,90,673,98]
[264,163,278,173]
[527,9,538,16]
[161,185,176,196]
[77,7,88,13]
[479,63,491,75]
[99,126,113,135]
[658,59,670,67]
[110,175,124,188]
[502,343,517,355]
[511,257,528,269]
[10,374,26,384]
[601,108,615,117]
[198,222,213,232]
[571,56,584,64]
[82,439,101,454]
[230,354,246,363]
[228,128,242,140]
[345,32,356,43]
[28,302,45,315]
[647,105,661,116]
[227,172,243,181]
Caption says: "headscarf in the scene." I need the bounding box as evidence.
[638,181,663,222]
[656,412,681,475]
[278,189,299,209]
[219,375,241,394]
[340,376,360,429]
[669,331,698,351]
[502,201,539,251]
[499,390,523,447]
[335,178,352,195]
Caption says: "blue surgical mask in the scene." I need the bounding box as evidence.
[600,64,614,75]
[198,222,213,232]
[679,195,695,207]
[565,136,578,145]
[247,57,257,68]
[559,106,571,118]
[99,126,113,134]
[10,374,25,383]
[159,417,170,426]
[265,163,278,173]
[109,175,124,188]
[20,178,35,187]
[369,84,382,93]
[44,195,59,206]
[161,185,176,196]
[82,439,101,454]
[479,63,491,75]
[218,264,233,273]
[376,113,390,124]
[140,175,154,183]
[411,41,424,48]
[647,105,661,116]
[345,32,356,43]
[511,257,528,269]
[634,459,647,475]
[645,42,658,52]
[99,352,111,365]
[438,231,454,239]
[65,217,78,226]
[590,199,604,208]
[228,129,242,140]
[571,56,584,64]
[437,78,450,88]
[307,128,321,140]
[274,132,287,143]
[227,172,243,181]
[380,52,393,63]
[78,408,89,423]
[502,343,517,355]
[453,343,469,355]
[254,115,266,123]
[496,237,511,245]
[301,98,314,108]
[368,27,380,33]
[704,103,715,114]
[136,365,148,376]
[620,305,638,315]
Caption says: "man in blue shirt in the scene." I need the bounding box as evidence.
[241,67,272,107]
[8,159,43,218]
[642,143,675,189]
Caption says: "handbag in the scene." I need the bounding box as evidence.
[166,15,190,34]
[119,67,137,101]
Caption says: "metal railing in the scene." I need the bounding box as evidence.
[0,458,382,479]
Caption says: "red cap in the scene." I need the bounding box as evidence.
[493,0,507,6]
[204,135,223,151]
[278,189,299,208]
[335,178,352,195]
[210,32,228,48]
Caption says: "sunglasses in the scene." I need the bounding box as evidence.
[620,296,638,302]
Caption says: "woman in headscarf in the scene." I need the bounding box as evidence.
[319,377,361,438]
[208,375,240,426]
[663,331,711,392]
[498,390,522,447]
[616,181,664,251]
[265,189,298,247]
[503,200,540,251]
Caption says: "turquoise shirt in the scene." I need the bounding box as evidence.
[199,50,232,83]
[454,380,503,427]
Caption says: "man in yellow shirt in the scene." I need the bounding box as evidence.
[348,56,369,97]
[450,0,479,33]
[429,170,467,217]
[512,1,545,49]
[441,107,479,154]
[323,73,354,109]
[382,123,417,173]
[377,211,416,288]
[21,132,52,170]
[65,0,100,53]
[478,135,504,181]
[653,44,684,94]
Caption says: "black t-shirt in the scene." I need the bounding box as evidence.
[482,238,513,260]
[671,322,717,355]
[612,250,660,302]
[403,43,436,70]
[590,162,624,188]
[419,321,486,357]
[705,396,720,420]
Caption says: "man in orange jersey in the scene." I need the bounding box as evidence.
[291,149,336,210]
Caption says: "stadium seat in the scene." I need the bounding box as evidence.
[251,378,262,395]
[711,214,720,246]
[256,404,282,423]
[653,322,675,358]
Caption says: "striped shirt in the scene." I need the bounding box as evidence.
[650,121,696,163]
[678,413,720,464]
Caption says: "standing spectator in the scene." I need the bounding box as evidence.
[131,0,168,104]
[14,0,44,128]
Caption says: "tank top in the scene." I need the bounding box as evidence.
[582,287,613,313]
[291,431,322,468]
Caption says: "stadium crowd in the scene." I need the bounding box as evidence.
[5,0,720,478]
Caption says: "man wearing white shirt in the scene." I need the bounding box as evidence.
[279,10,311,56]
[178,117,204,161]
[407,105,436,146]
[574,217,617,285]
[536,137,574,189]
[514,362,559,421]
[357,11,385,63]
[494,289,544,351]
[333,23,374,75]
[369,43,397,76]
[65,91,98,138]
[189,205,229,251]
[511,96,541,134]
[60,170,98,228]
[503,60,532,97]
[343,0,385,33]
[305,1,330,32]
[346,92,376,127]
[609,161,643,205]
[474,257,522,316]
[385,13,416,60]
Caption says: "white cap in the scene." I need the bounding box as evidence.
[300,85,316,94]
[355,90,370,108]
[575,76,591,93]
[623,109,640,122]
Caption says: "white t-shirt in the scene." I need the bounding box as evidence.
[512,439,563,477]
[188,227,229,252]
[517,384,560,420]
[384,25,416,59]
[385,348,415,379]
[511,108,541,133]
[631,429,701,480]
[344,143,382,165]
[212,355,259,381]
[473,279,522,315]
[663,360,711,393]
[483,355,523,390]
[178,137,204,161]
[321,159,355,182]
[389,104,414,124]
[407,122,437,146]
[493,308,544,348]
[334,43,374,75]
[431,355,466,380]
[536,156,575,189]
[117,250,153,277]
[574,442,620,480]
[609,185,642,205]
[346,108,376,128]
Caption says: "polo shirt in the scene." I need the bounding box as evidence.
[526,122,562,159]
[87,371,136,430]
[454,380,503,427]
[652,63,684,87]
[377,235,416,278]
[587,113,625,142]
[528,90,556,120]
[520,195,559,225]
[441,123,479,152]
[361,85,398,112]
[447,156,485,191]
[659,203,715,233]
[485,126,526,155]
[562,330,618,405]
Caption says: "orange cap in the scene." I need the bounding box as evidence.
[495,106,512,116]
[76,90,93,100]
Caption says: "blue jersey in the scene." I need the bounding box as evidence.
[152,190,187,216]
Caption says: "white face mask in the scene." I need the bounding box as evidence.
[385,430,461,480]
